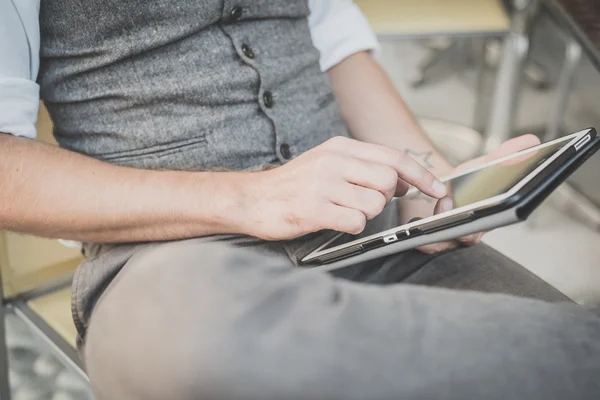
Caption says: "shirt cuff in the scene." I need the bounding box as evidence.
[310,3,381,72]
[0,77,39,138]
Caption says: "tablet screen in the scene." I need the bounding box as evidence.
[320,137,569,251]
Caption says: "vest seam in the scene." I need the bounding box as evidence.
[93,136,209,161]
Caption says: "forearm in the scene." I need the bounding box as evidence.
[0,134,247,243]
[328,51,454,177]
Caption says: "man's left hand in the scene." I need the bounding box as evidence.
[417,134,541,254]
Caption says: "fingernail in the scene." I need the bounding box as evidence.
[432,181,447,197]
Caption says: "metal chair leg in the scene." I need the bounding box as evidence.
[484,0,539,152]
[526,37,581,230]
[535,22,600,232]
[473,38,492,134]
[11,303,86,383]
[545,38,582,141]
[483,31,531,152]
[0,302,12,400]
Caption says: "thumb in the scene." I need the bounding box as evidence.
[456,134,541,173]
[490,134,541,161]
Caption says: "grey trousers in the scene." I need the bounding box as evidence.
[83,237,600,400]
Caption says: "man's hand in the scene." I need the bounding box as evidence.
[240,136,448,241]
[417,134,541,254]
[324,51,541,254]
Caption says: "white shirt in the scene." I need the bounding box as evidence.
[0,0,379,139]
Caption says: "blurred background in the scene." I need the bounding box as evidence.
[1,0,599,398]
[366,0,600,308]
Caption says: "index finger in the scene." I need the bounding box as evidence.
[329,138,447,198]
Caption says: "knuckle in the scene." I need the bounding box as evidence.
[364,192,386,218]
[374,192,387,212]
[429,244,445,253]
[349,212,367,234]
[390,148,407,165]
[412,162,428,179]
[382,168,398,192]
[354,188,382,220]
[412,171,430,190]
[283,209,305,228]
[363,209,377,221]
[315,151,339,170]
[422,169,435,183]
[320,183,339,203]
[336,209,366,234]
[325,136,347,148]
[283,202,323,234]
[418,246,434,254]
[459,234,480,245]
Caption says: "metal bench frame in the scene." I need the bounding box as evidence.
[0,272,87,399]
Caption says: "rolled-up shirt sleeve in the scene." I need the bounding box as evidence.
[308,0,380,72]
[0,0,41,138]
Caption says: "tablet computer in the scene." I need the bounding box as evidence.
[301,128,600,268]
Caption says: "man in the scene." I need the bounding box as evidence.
[1,0,599,399]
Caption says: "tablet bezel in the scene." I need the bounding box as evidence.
[302,129,593,264]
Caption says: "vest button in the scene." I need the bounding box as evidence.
[263,91,274,108]
[241,44,255,59]
[230,6,243,21]
[280,143,292,160]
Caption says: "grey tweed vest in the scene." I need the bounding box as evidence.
[38,0,350,341]
[39,0,349,171]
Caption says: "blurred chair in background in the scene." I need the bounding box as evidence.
[355,0,510,38]
[540,0,600,230]
[0,103,89,399]
[484,0,600,231]
[543,0,600,142]
[358,0,548,90]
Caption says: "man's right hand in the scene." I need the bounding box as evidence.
[239,136,447,241]
[0,134,443,244]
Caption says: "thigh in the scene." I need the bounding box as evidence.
[403,243,571,302]
[84,238,600,400]
[332,244,570,302]
[83,238,291,399]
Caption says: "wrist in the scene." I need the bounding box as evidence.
[188,171,257,236]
